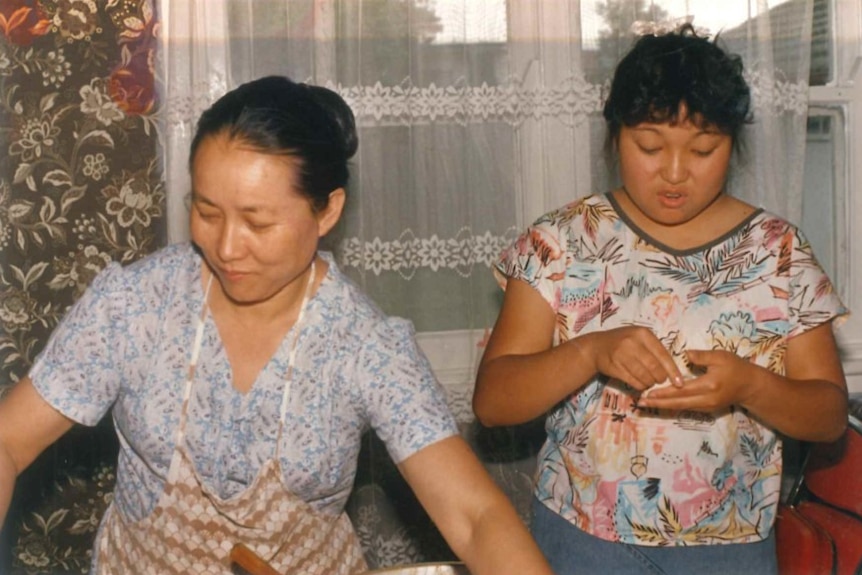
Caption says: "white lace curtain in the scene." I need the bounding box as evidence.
[157,0,813,402]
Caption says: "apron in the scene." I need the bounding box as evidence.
[96,260,368,574]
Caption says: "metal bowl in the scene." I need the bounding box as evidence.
[364,562,470,575]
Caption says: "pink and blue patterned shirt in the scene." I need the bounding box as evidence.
[495,193,848,546]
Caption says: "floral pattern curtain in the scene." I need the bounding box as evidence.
[0,1,163,572]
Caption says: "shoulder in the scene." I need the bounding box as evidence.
[79,243,198,315]
[122,242,199,282]
[496,194,617,282]
[310,255,435,398]
[317,253,387,321]
[534,193,615,229]
[314,253,411,349]
[742,209,809,253]
[527,193,621,252]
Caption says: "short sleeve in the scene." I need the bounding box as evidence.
[494,211,568,312]
[357,317,458,464]
[787,226,849,338]
[29,262,128,426]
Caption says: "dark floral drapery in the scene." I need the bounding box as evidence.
[0,1,164,572]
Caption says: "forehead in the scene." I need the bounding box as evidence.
[629,102,728,135]
[192,133,300,180]
[623,116,726,139]
[194,131,291,162]
[191,133,306,203]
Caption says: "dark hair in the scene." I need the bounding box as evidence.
[189,75,358,212]
[603,24,752,149]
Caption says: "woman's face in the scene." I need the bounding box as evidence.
[616,110,733,228]
[190,132,343,306]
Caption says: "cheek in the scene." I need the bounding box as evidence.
[189,215,213,246]
[618,154,653,185]
[188,215,204,244]
[700,157,732,186]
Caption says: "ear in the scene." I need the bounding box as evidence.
[317,188,345,238]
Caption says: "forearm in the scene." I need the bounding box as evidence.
[474,337,596,426]
[744,370,848,442]
[0,377,76,528]
[0,442,18,528]
[455,496,553,575]
[400,437,553,574]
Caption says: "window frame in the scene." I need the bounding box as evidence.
[810,0,862,393]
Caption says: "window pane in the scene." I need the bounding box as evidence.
[580,0,833,85]
[428,0,507,44]
[809,0,833,85]
[801,107,845,293]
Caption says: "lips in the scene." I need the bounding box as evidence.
[658,190,686,209]
[218,268,250,282]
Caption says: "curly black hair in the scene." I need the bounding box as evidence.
[603,24,752,148]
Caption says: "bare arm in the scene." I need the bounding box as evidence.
[0,376,75,526]
[641,322,848,442]
[398,435,553,575]
[474,278,683,426]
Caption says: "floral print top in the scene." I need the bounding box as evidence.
[495,193,848,546]
[30,243,457,522]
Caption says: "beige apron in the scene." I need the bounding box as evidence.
[96,261,368,574]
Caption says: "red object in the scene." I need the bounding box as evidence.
[804,417,862,517]
[777,413,862,575]
[797,501,862,575]
[775,503,835,575]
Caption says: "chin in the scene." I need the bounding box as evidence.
[221,289,265,306]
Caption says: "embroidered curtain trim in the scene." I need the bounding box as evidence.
[162,72,807,129]
[337,228,519,279]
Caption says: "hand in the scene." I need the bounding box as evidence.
[638,348,758,411]
[586,326,684,392]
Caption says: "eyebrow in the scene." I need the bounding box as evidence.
[190,192,270,214]
[631,126,723,138]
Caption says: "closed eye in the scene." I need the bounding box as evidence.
[638,145,661,155]
[194,205,220,220]
[248,221,274,231]
[692,148,717,157]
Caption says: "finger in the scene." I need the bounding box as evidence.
[640,378,674,399]
[641,375,730,411]
[621,330,682,386]
[684,349,712,376]
[645,344,685,387]
[615,362,655,391]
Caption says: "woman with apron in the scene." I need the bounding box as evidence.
[0,76,554,575]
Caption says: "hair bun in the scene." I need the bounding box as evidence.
[304,85,358,160]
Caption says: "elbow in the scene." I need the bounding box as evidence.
[820,388,851,443]
[471,382,515,428]
[818,415,848,444]
[0,439,21,480]
[471,392,500,428]
[472,372,502,427]
[801,383,850,443]
[804,399,850,443]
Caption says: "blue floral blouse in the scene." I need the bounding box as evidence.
[30,243,457,522]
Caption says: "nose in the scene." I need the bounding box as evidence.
[661,150,688,185]
[216,220,245,262]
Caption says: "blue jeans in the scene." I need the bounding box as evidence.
[530,498,778,575]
